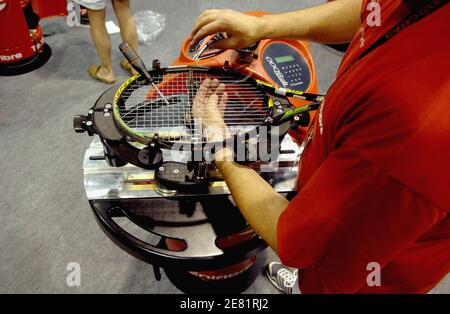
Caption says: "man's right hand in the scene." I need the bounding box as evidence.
[190,1,362,50]
[190,9,265,50]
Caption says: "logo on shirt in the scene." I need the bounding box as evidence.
[318,98,325,135]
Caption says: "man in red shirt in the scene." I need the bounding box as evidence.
[189,0,450,293]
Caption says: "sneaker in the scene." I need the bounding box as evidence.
[265,262,298,294]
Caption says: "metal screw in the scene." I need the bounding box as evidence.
[159,167,165,171]
[104,112,110,117]
[86,121,92,126]
[173,169,179,174]
[105,104,112,109]
[277,108,283,113]
[104,109,109,113]
[88,110,94,114]
[274,101,281,106]
[294,115,300,121]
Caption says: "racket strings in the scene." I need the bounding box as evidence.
[118,72,269,143]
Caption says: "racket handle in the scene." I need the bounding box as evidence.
[119,42,152,83]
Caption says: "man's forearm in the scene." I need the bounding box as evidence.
[215,152,289,253]
[258,0,363,44]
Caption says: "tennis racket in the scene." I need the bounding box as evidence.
[115,42,324,152]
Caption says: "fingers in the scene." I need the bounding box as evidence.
[193,78,211,118]
[206,93,219,107]
[194,78,220,106]
[218,91,228,116]
[192,78,229,141]
[194,78,212,102]
[203,93,219,123]
[214,82,226,98]
[190,20,226,49]
[190,10,220,40]
[209,38,239,50]
[193,79,227,123]
[204,96,229,141]
[214,83,227,115]
[206,79,220,98]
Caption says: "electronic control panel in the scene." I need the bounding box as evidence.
[262,43,311,91]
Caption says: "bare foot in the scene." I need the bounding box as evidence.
[120,59,140,76]
[130,67,139,76]
[97,65,116,83]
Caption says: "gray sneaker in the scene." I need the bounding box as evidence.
[265,262,298,294]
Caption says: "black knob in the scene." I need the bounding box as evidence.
[292,112,311,129]
[138,147,163,168]
[247,41,260,51]
[152,59,161,70]
[73,115,87,133]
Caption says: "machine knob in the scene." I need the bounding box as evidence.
[292,112,311,129]
[73,115,87,133]
[237,41,260,63]
[138,147,163,168]
[152,59,161,70]
[192,161,208,180]
[247,41,260,51]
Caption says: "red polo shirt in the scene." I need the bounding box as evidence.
[277,0,450,293]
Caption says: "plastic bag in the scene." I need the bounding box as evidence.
[135,10,166,45]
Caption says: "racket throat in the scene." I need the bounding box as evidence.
[137,134,164,168]
[155,161,210,193]
[192,161,209,181]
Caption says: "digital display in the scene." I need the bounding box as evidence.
[275,55,295,64]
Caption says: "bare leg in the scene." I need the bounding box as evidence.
[112,0,139,76]
[87,8,115,82]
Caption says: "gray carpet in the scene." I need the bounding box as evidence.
[0,0,448,294]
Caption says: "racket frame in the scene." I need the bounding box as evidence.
[77,65,321,170]
[112,65,310,150]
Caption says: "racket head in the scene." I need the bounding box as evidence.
[112,66,271,148]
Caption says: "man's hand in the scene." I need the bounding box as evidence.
[190,9,264,50]
[192,78,230,143]
[190,1,362,50]
[193,81,287,253]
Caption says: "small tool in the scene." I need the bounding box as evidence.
[119,42,170,105]
[192,32,228,60]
